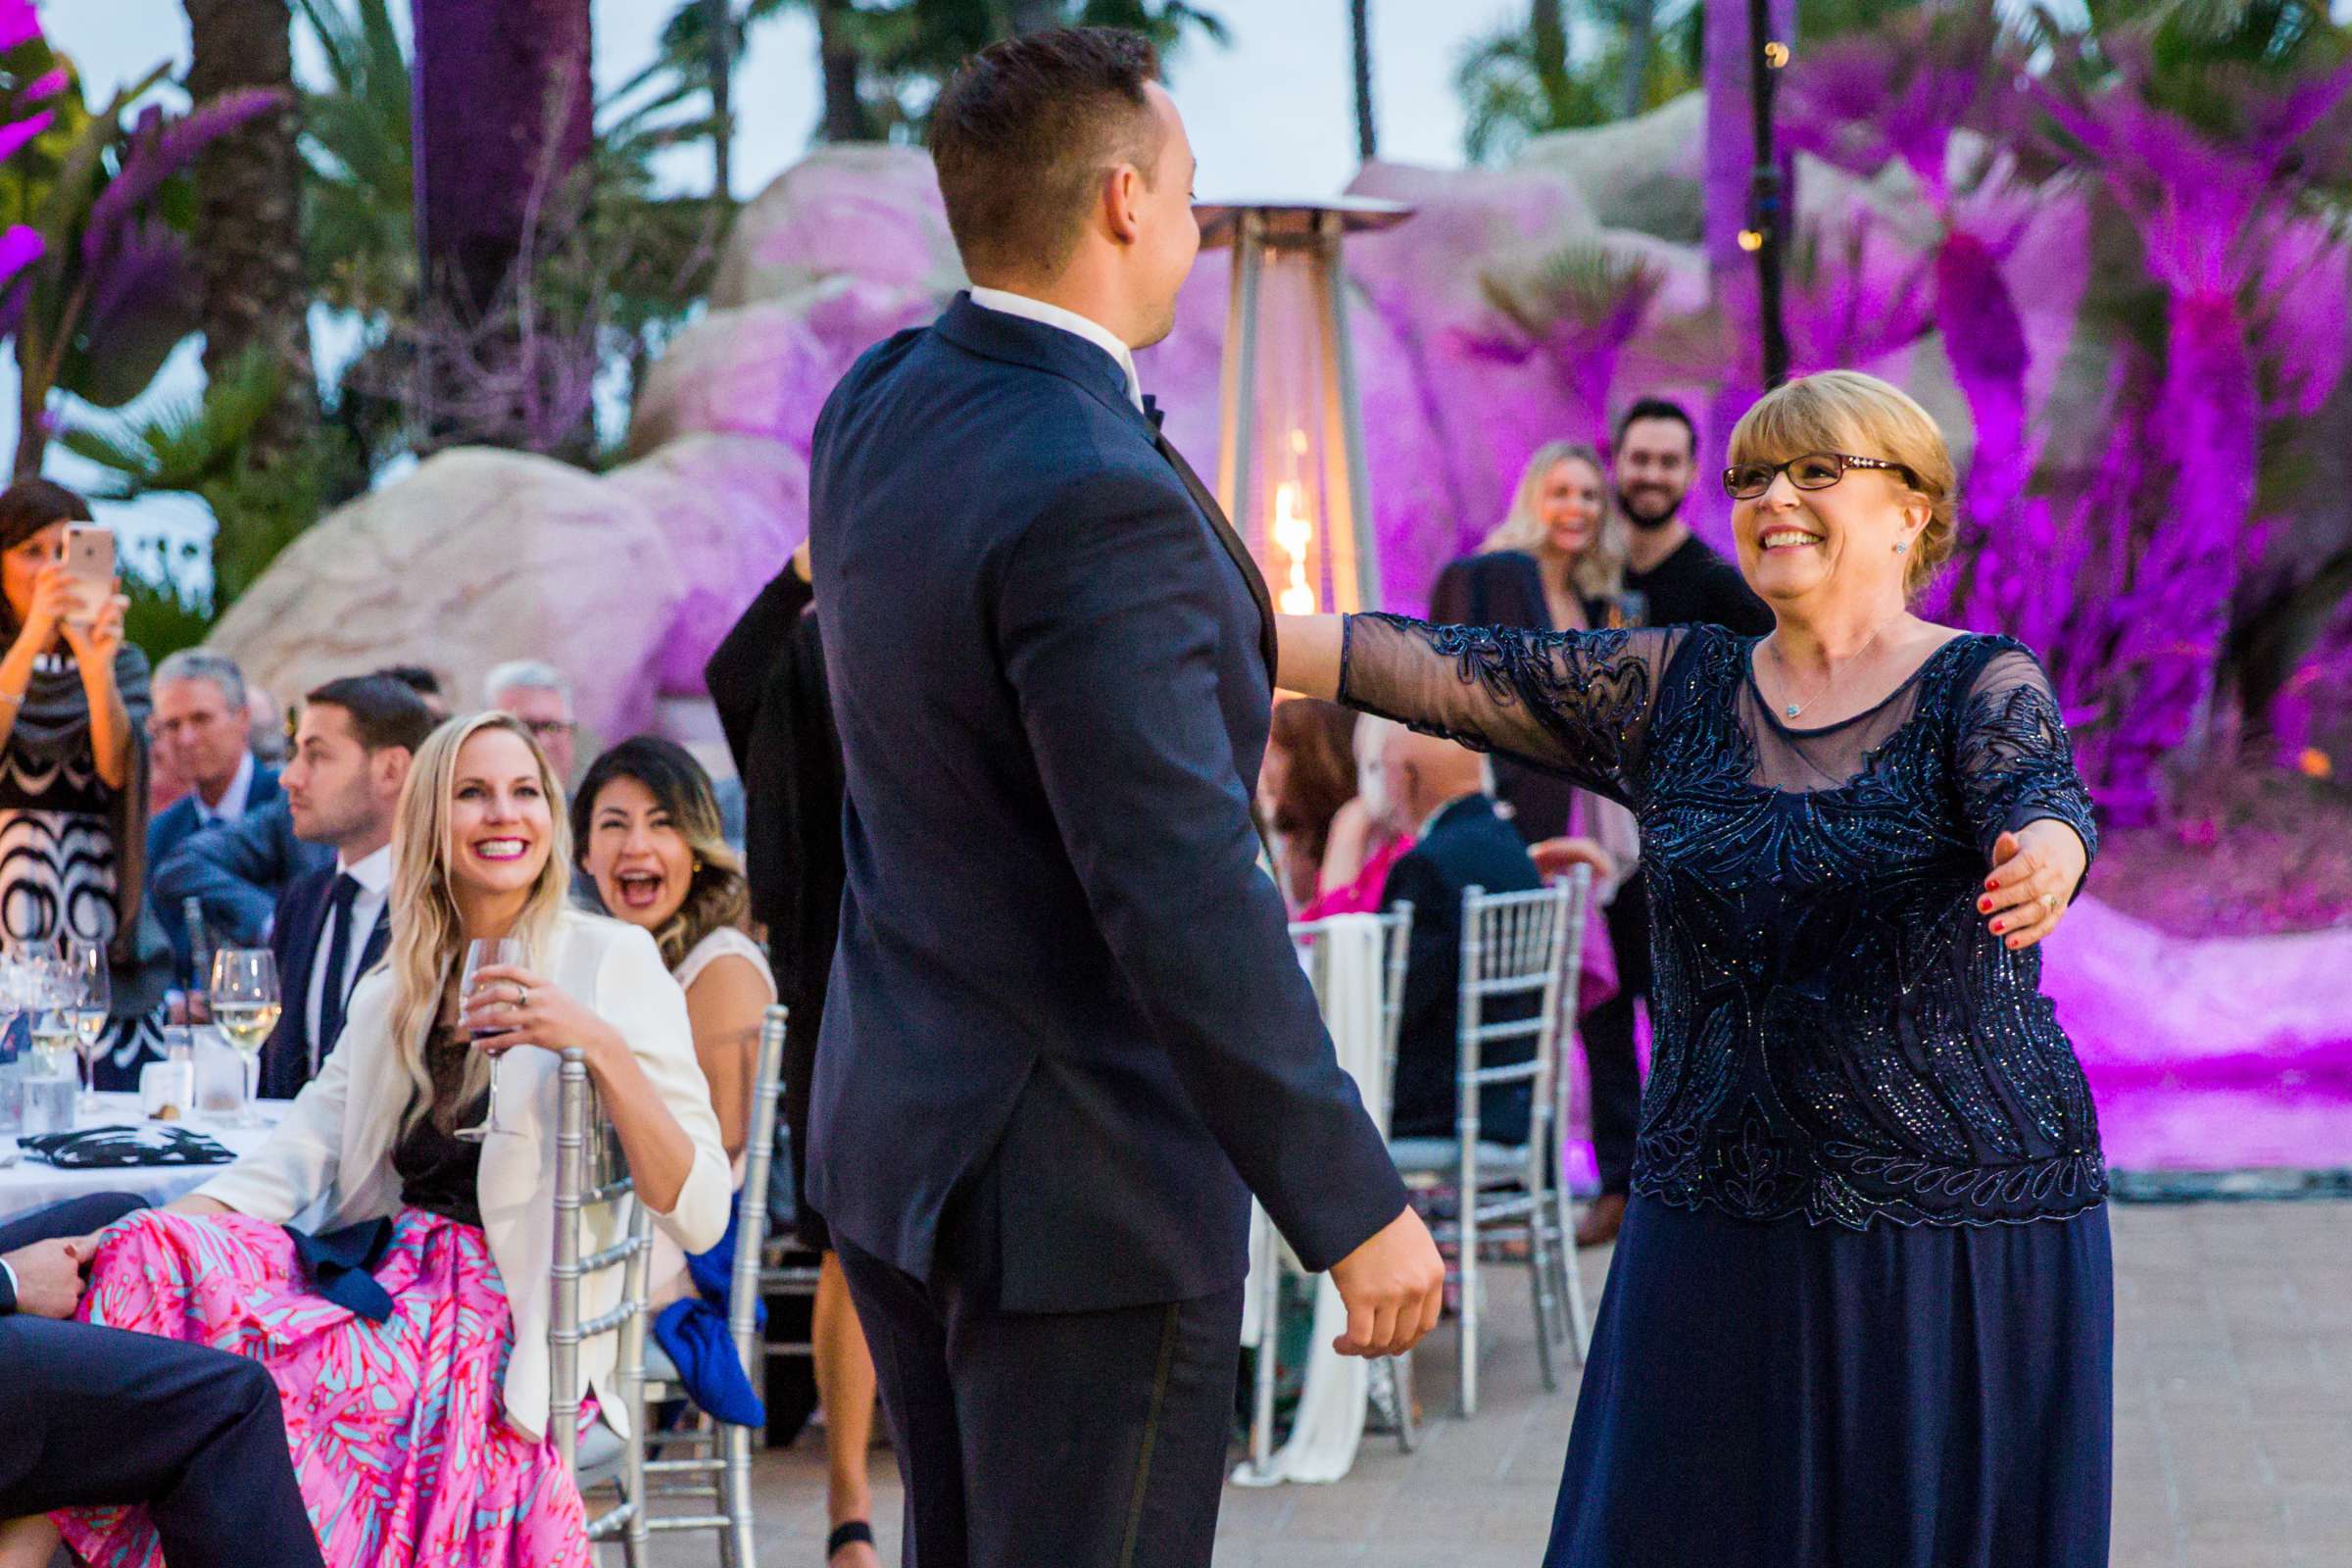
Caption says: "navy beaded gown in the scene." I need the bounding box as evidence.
[1339,614,2113,1568]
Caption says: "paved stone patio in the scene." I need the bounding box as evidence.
[638,1200,2352,1566]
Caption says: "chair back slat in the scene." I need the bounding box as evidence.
[730,1006,790,1373]
[549,1050,651,1480]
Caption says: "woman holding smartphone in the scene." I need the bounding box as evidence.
[24,711,732,1568]
[0,478,168,1087]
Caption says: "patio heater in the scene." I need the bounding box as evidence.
[1197,198,1412,616]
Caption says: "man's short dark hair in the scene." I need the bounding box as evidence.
[304,675,435,757]
[928,26,1164,279]
[371,663,443,703]
[1615,397,1698,457]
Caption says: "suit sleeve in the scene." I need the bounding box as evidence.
[707,565,812,774]
[151,806,287,948]
[997,466,1407,1272]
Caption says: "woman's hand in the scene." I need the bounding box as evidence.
[1980,821,2087,952]
[59,581,127,669]
[462,963,624,1067]
[1530,834,1615,886]
[13,563,74,654]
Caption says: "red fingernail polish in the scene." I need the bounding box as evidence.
[1979,898,1992,912]
[1990,919,2003,933]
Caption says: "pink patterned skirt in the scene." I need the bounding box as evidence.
[55,1207,592,1568]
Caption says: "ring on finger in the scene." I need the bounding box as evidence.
[2039,893,2058,913]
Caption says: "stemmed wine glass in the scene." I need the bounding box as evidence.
[65,938,110,1115]
[210,949,281,1128]
[456,939,525,1142]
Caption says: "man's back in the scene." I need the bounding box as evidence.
[808,295,1403,1313]
[1382,795,1546,1144]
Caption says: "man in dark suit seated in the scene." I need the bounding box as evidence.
[146,650,280,992]
[1379,727,1550,1146]
[151,664,442,953]
[257,675,432,1099]
[0,1194,323,1567]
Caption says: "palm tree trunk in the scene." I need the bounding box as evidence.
[708,0,733,199]
[812,0,876,141]
[183,0,318,465]
[1531,0,1572,126]
[411,0,594,449]
[1619,0,1654,119]
[1350,0,1377,161]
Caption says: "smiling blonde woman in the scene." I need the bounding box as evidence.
[1280,369,2113,1568]
[40,711,729,1568]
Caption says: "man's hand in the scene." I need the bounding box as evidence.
[1327,1203,1446,1358]
[3,1237,89,1320]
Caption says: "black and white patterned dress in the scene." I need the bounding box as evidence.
[0,649,167,1086]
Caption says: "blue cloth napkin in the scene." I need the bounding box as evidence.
[652,1207,765,1427]
[286,1216,398,1323]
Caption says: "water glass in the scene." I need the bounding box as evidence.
[456,939,525,1141]
[20,1068,73,1135]
[210,949,281,1128]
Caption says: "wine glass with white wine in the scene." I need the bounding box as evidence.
[210,949,281,1128]
[22,942,74,1079]
[66,938,110,1116]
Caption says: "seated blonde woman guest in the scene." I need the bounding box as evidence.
[37,712,729,1568]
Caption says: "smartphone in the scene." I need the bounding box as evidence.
[62,523,115,628]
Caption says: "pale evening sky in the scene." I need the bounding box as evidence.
[31,0,1512,582]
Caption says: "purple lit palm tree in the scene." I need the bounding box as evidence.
[2029,42,2352,817]
[0,9,285,474]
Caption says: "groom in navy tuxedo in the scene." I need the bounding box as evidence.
[803,25,1444,1568]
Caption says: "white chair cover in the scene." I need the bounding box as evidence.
[1234,912,1386,1486]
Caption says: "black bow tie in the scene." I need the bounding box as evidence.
[1142,393,1166,431]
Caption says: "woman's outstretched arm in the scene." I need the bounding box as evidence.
[1286,610,1686,808]
[1275,613,1345,700]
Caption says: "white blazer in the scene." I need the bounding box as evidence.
[194,908,732,1440]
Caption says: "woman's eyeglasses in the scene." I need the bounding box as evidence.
[1723,452,1916,501]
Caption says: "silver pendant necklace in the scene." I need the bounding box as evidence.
[1772,619,1894,721]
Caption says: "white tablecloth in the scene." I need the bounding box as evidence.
[1235,912,1388,1487]
[0,1093,284,1221]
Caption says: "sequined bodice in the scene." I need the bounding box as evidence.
[1341,614,2105,1230]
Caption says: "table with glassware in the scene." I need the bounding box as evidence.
[0,936,289,1221]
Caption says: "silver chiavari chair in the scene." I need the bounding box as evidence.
[548,1051,654,1544]
[614,1004,789,1567]
[1387,866,1592,1416]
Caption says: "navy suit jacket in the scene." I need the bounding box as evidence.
[257,863,390,1100]
[804,294,1404,1313]
[146,765,283,983]
[151,796,331,956]
[1382,795,1545,1145]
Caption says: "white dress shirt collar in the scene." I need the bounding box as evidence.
[196,751,258,826]
[338,842,394,894]
[967,286,1146,414]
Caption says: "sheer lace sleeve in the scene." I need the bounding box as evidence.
[1954,645,2099,871]
[1338,612,1689,805]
